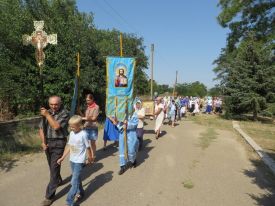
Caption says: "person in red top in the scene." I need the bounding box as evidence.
[82,94,99,161]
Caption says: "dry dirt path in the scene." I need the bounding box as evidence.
[0,118,275,206]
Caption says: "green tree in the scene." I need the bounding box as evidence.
[0,0,149,119]
[176,81,207,97]
[221,35,274,119]
[208,86,222,97]
[217,0,274,51]
[214,0,275,118]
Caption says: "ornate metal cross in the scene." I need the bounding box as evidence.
[22,21,57,67]
[22,21,57,105]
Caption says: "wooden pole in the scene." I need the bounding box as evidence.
[77,52,80,77]
[120,33,123,57]
[173,70,178,97]
[39,65,44,106]
[76,52,80,114]
[119,33,128,160]
[150,44,154,100]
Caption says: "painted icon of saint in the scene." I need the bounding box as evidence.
[115,68,128,87]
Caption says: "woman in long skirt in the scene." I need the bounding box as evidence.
[154,97,165,139]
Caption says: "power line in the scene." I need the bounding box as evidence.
[96,0,184,83]
[94,0,123,28]
[101,0,140,35]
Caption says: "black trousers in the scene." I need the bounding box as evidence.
[45,139,66,199]
[136,128,144,150]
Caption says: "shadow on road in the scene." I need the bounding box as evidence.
[0,158,19,172]
[54,162,104,202]
[95,144,118,162]
[136,139,154,167]
[244,159,275,205]
[144,129,155,134]
[78,171,113,205]
[144,129,167,139]
[158,131,167,138]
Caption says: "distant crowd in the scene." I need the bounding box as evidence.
[161,96,222,119]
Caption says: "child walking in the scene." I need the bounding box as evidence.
[57,115,93,206]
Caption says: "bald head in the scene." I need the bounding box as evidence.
[48,96,62,112]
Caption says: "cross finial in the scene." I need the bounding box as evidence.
[22,21,57,67]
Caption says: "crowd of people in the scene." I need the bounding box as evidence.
[38,94,222,206]
[162,95,223,121]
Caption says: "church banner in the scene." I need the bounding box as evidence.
[106,57,135,121]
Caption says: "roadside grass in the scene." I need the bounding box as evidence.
[182,179,194,189]
[198,128,218,150]
[188,114,233,131]
[239,121,275,160]
[190,114,275,158]
[0,124,41,167]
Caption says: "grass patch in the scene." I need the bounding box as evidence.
[239,121,275,160]
[189,114,233,131]
[182,179,194,189]
[198,128,218,150]
[0,122,41,167]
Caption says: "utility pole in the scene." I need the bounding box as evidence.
[150,44,154,100]
[173,70,178,97]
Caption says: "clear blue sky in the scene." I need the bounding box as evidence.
[76,0,229,89]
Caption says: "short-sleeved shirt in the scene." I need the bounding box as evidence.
[84,105,99,129]
[68,130,90,163]
[39,108,69,139]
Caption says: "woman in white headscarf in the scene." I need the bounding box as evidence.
[154,97,164,139]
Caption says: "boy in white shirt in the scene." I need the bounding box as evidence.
[57,115,93,206]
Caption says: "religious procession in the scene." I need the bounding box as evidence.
[1,1,275,206]
[20,20,227,206]
[39,91,223,206]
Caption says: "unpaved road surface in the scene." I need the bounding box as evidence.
[1,119,275,206]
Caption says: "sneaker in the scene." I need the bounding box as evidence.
[41,198,53,206]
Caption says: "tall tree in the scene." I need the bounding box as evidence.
[214,0,275,118]
[222,35,274,119]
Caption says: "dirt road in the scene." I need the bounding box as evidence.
[0,118,275,206]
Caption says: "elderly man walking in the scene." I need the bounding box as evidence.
[39,96,70,206]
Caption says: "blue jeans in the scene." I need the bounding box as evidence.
[66,162,85,206]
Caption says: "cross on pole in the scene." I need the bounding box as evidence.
[22,21,57,105]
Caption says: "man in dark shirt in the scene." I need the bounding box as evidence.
[39,96,69,206]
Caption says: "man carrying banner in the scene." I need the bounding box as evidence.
[110,112,139,175]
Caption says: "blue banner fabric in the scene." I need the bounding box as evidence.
[106,57,135,121]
